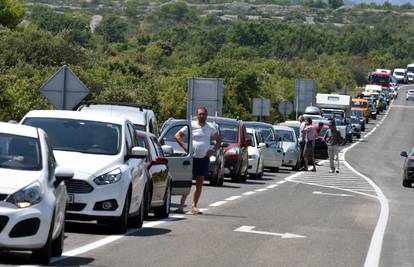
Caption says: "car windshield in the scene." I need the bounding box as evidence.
[394,72,404,76]
[24,118,121,155]
[352,110,363,117]
[351,118,359,124]
[352,101,367,107]
[275,130,293,142]
[370,74,390,83]
[0,133,41,171]
[217,123,239,143]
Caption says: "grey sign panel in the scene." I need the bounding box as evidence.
[278,100,293,116]
[39,65,89,110]
[295,79,316,114]
[252,98,270,116]
[187,78,223,119]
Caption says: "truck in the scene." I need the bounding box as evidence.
[316,93,353,142]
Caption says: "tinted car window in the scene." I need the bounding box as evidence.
[0,133,41,171]
[275,130,293,142]
[218,123,239,143]
[24,118,121,155]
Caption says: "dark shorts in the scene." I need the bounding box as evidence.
[193,156,210,177]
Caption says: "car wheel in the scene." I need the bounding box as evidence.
[154,183,171,218]
[51,222,64,257]
[403,178,411,188]
[113,191,131,234]
[129,188,146,228]
[357,134,361,139]
[32,212,54,264]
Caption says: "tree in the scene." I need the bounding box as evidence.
[0,0,24,28]
[328,0,343,9]
[95,14,128,44]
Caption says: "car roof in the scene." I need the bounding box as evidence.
[273,125,294,131]
[279,121,300,126]
[0,122,38,138]
[77,104,153,126]
[244,121,273,127]
[207,116,240,125]
[23,110,127,125]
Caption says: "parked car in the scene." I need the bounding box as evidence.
[368,103,378,120]
[351,109,366,131]
[407,72,414,83]
[314,124,330,159]
[349,116,362,139]
[207,123,227,186]
[244,121,284,172]
[77,101,159,137]
[207,117,249,182]
[21,110,148,234]
[273,125,301,171]
[246,129,265,179]
[406,90,414,101]
[401,147,414,187]
[0,122,73,264]
[392,68,407,84]
[136,131,172,218]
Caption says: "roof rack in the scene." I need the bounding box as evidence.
[75,101,152,111]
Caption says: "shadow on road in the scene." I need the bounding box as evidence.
[130,227,171,237]
[0,251,94,266]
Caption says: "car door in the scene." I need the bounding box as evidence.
[159,120,192,196]
[149,136,169,205]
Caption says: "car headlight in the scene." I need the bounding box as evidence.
[209,155,217,162]
[7,181,42,208]
[226,147,240,155]
[94,168,122,185]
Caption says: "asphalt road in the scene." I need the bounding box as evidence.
[0,88,411,267]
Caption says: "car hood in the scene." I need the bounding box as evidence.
[54,150,120,179]
[0,169,42,194]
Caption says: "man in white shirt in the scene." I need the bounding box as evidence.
[175,107,221,214]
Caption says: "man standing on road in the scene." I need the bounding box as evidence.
[302,117,317,171]
[324,120,341,173]
[175,107,221,214]
[299,116,306,168]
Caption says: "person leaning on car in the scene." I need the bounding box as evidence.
[174,107,221,214]
[324,119,341,173]
[302,117,317,172]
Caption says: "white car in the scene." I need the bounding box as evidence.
[407,72,414,83]
[0,122,73,264]
[273,125,301,171]
[393,68,407,84]
[407,90,414,101]
[246,129,265,179]
[21,110,148,234]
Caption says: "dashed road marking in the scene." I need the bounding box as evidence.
[209,201,227,207]
[225,196,241,201]
[242,191,256,195]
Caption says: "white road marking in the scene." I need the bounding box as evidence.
[234,225,306,239]
[277,180,287,184]
[225,196,242,201]
[209,201,227,207]
[266,184,278,189]
[242,191,256,195]
[256,188,268,192]
[313,191,353,197]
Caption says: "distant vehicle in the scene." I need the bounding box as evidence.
[368,71,391,88]
[392,68,407,84]
[135,131,172,218]
[375,69,391,75]
[349,116,362,139]
[273,125,301,170]
[407,90,414,101]
[351,98,370,123]
[244,121,284,172]
[407,72,414,83]
[309,120,330,159]
[401,148,414,187]
[206,123,227,186]
[351,109,366,131]
[207,117,249,182]
[246,129,265,179]
[77,102,159,137]
[406,63,414,74]
[0,122,73,264]
[21,110,149,234]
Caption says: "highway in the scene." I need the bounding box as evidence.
[0,86,412,266]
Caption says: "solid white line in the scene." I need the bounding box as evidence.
[225,196,242,201]
[267,184,278,189]
[209,201,227,207]
[256,188,268,192]
[242,191,256,195]
[277,180,287,184]
[313,191,353,197]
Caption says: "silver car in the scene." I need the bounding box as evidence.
[273,125,301,171]
[406,90,414,101]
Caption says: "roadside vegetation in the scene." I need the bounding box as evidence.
[0,0,413,122]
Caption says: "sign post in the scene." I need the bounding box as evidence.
[39,65,89,110]
[187,78,224,119]
[295,79,316,119]
[278,100,293,119]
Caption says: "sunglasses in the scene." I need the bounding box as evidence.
[198,113,206,116]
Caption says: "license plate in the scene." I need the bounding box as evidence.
[67,193,74,204]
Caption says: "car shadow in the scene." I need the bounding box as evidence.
[53,256,95,266]
[129,227,171,237]
[196,213,246,219]
[0,251,94,266]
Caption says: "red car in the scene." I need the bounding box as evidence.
[136,131,172,218]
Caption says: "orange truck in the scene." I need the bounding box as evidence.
[352,98,370,122]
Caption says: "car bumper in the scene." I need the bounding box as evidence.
[224,157,241,174]
[406,96,414,101]
[66,179,129,219]
[248,157,259,174]
[0,202,53,250]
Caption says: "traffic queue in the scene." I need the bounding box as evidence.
[0,71,400,264]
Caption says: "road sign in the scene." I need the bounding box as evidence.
[187,78,223,119]
[295,79,316,118]
[39,65,89,110]
[278,100,293,116]
[252,98,270,117]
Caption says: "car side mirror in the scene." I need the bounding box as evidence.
[400,151,408,157]
[129,147,147,159]
[258,143,266,149]
[162,145,174,156]
[54,166,74,187]
[221,143,229,148]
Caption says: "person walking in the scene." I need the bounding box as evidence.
[174,107,221,214]
[324,120,341,173]
[301,117,317,171]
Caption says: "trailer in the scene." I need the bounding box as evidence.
[316,94,351,114]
